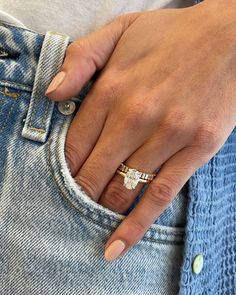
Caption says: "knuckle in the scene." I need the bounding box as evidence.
[103,182,130,213]
[128,219,147,240]
[123,103,148,130]
[64,142,83,176]
[65,42,74,55]
[65,39,95,65]
[195,123,221,153]
[114,12,141,30]
[148,181,174,207]
[67,39,87,55]
[76,169,99,199]
[95,80,121,102]
[66,42,79,56]
[113,13,134,31]
[162,109,191,135]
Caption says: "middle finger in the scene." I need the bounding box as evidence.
[74,108,150,201]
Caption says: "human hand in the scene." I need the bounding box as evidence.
[46,1,236,261]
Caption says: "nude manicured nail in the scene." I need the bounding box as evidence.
[45,71,66,95]
[104,240,126,261]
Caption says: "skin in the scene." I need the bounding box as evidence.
[45,0,236,260]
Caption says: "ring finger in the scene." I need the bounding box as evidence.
[98,128,189,214]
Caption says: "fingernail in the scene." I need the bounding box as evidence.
[104,240,126,261]
[45,71,66,95]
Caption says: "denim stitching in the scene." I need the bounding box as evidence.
[1,21,46,37]
[0,97,17,133]
[28,34,50,133]
[0,80,32,92]
[28,127,46,133]
[27,33,68,134]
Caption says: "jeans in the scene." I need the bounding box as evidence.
[0,20,188,295]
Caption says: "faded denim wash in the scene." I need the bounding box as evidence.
[0,21,188,295]
[3,0,236,293]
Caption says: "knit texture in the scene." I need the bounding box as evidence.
[179,126,236,294]
[179,1,236,293]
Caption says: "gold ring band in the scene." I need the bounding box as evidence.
[116,162,157,190]
[116,170,152,183]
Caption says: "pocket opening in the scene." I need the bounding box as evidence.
[47,109,185,244]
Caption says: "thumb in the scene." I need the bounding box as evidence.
[45,12,140,101]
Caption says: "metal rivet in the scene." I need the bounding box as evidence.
[57,100,76,115]
[192,254,204,274]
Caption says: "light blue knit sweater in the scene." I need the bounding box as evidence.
[179,123,236,293]
[179,1,236,289]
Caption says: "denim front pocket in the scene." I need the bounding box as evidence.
[0,82,186,295]
[47,101,186,245]
[0,22,187,295]
[44,101,187,294]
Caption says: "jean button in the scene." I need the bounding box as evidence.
[192,254,204,274]
[58,100,76,115]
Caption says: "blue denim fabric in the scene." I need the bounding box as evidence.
[0,21,189,294]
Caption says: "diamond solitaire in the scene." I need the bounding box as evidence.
[123,169,142,190]
[116,163,157,190]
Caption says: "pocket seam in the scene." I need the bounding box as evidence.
[0,79,32,93]
[0,89,18,134]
